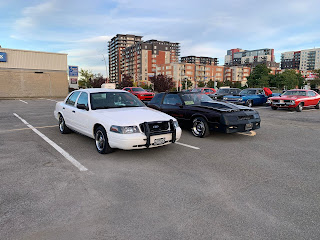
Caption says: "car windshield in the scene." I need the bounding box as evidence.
[191,88,202,92]
[90,92,145,110]
[282,91,307,96]
[131,87,145,92]
[217,89,230,94]
[239,89,257,95]
[180,93,214,105]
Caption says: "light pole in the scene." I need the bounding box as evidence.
[102,54,108,82]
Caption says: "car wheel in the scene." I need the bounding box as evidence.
[59,115,71,134]
[271,106,277,110]
[95,126,113,154]
[295,103,303,112]
[315,101,320,109]
[191,117,210,138]
[245,100,253,108]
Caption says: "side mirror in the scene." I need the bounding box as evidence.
[77,104,89,111]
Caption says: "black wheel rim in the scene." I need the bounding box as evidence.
[95,130,105,151]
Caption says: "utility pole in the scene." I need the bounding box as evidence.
[102,54,108,82]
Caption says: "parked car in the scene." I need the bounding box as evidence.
[223,88,274,107]
[268,89,320,112]
[191,88,217,94]
[209,88,241,100]
[148,92,260,138]
[123,87,155,102]
[54,89,181,154]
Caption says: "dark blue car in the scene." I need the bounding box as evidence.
[223,88,271,107]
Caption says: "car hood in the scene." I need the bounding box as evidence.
[191,101,253,112]
[223,94,247,98]
[92,107,175,125]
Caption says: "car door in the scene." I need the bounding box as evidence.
[257,89,267,104]
[72,92,91,136]
[306,91,318,106]
[148,93,165,110]
[160,94,185,120]
[63,91,81,129]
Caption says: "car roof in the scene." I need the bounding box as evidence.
[287,89,308,91]
[74,88,125,93]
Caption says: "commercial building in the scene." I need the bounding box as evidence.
[225,48,279,68]
[121,39,180,85]
[181,56,218,66]
[108,34,142,84]
[281,48,320,76]
[0,48,68,98]
[156,62,224,88]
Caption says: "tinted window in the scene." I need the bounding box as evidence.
[149,93,164,105]
[163,94,183,105]
[308,91,316,97]
[240,89,257,95]
[66,91,80,106]
[77,92,88,107]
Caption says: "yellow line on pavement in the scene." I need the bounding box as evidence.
[0,125,58,133]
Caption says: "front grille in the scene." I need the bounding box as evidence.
[272,100,279,103]
[238,115,254,120]
[284,100,291,103]
[140,121,170,134]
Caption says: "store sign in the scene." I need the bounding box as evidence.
[0,52,7,62]
[68,66,78,77]
[70,78,78,84]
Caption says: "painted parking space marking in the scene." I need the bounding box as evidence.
[237,130,256,137]
[175,142,200,150]
[46,99,59,102]
[19,100,28,104]
[0,125,58,134]
[13,113,88,172]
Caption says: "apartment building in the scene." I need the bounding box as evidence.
[181,56,218,66]
[225,48,279,68]
[108,34,142,84]
[121,40,180,84]
[156,62,224,88]
[281,48,320,76]
[224,66,251,87]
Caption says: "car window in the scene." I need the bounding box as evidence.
[163,94,183,105]
[257,90,264,95]
[308,91,316,97]
[77,92,88,107]
[66,91,80,106]
[149,93,164,105]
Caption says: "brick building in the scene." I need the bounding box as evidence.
[181,56,218,66]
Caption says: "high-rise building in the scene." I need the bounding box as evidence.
[181,56,218,66]
[281,48,320,75]
[224,48,279,68]
[108,34,142,84]
[224,66,251,87]
[121,40,180,84]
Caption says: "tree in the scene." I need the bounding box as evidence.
[150,74,174,92]
[246,64,271,87]
[118,74,133,89]
[78,69,94,88]
[207,79,215,88]
[182,79,193,90]
[90,73,106,88]
[197,81,205,87]
[281,70,300,89]
[310,69,320,88]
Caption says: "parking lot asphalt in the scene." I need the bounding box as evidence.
[1,99,320,240]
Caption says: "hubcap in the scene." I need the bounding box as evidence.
[59,117,64,132]
[95,130,105,151]
[192,120,205,136]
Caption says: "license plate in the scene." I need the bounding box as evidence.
[154,138,165,145]
[245,123,253,131]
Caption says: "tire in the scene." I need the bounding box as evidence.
[245,100,253,108]
[95,126,113,154]
[295,103,303,112]
[271,106,278,110]
[59,115,71,134]
[315,101,320,109]
[191,117,210,138]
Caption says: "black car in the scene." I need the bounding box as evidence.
[148,92,261,137]
[209,88,241,100]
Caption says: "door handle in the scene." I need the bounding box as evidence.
[63,107,65,110]
[72,110,75,113]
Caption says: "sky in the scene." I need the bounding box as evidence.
[1,0,320,77]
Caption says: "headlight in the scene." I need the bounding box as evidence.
[238,98,243,101]
[173,120,179,128]
[110,125,140,134]
[223,97,228,100]
[291,100,295,104]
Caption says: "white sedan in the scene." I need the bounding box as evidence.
[54,89,181,154]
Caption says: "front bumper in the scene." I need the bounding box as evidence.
[271,102,296,108]
[138,95,154,101]
[108,127,182,150]
[223,120,260,133]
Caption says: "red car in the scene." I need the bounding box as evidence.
[269,89,320,112]
[123,87,155,101]
[191,88,217,94]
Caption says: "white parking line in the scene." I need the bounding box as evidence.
[175,142,200,150]
[19,100,28,104]
[13,113,88,172]
[46,99,59,102]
